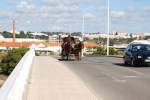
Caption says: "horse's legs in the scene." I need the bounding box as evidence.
[74,54,78,60]
[66,53,69,60]
[61,50,63,59]
[74,53,79,61]
[78,52,80,60]
[61,50,65,60]
[78,51,82,61]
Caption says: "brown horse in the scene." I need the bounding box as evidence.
[73,42,84,60]
[61,36,84,61]
[61,36,75,60]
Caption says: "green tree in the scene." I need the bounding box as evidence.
[1,31,12,38]
[0,47,29,75]
[93,47,106,55]
[93,47,123,56]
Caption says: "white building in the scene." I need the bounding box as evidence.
[30,32,48,36]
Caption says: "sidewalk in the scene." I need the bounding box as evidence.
[24,56,99,100]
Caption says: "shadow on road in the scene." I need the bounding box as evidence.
[113,63,150,68]
[58,59,76,61]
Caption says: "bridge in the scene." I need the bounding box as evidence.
[0,49,98,100]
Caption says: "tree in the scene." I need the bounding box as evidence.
[93,47,106,55]
[115,32,118,35]
[1,31,12,38]
[93,47,123,56]
[20,30,25,34]
[0,47,29,75]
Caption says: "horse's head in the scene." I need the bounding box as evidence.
[78,42,84,49]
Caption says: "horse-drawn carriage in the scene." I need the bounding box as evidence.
[61,36,84,61]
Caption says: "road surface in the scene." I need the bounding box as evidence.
[60,56,150,100]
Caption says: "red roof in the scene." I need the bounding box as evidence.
[0,42,32,47]
[47,41,100,48]
[47,42,63,46]
[0,41,100,48]
[83,42,100,48]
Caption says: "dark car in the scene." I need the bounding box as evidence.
[123,41,150,66]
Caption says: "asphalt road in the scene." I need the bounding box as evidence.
[60,56,150,100]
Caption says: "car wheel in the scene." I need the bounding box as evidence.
[123,56,128,65]
[131,58,136,66]
[124,60,128,65]
[123,58,128,65]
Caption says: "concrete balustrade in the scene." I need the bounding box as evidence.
[0,49,35,100]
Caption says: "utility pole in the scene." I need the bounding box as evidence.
[81,15,85,57]
[69,25,71,36]
[0,24,3,32]
[82,15,85,40]
[107,0,110,56]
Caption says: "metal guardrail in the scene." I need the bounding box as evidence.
[0,49,35,100]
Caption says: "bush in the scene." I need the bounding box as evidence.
[92,47,123,56]
[0,47,29,75]
[93,47,106,55]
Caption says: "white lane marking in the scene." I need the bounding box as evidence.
[123,76,138,78]
[113,78,126,83]
[101,72,126,83]
[119,67,146,76]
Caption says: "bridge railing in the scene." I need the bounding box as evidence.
[0,49,35,100]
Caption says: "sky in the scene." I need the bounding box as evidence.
[0,0,150,33]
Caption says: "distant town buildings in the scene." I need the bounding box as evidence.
[0,28,150,53]
[0,32,100,53]
[83,32,150,39]
[1,20,149,54]
[30,32,48,36]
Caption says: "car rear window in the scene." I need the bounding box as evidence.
[132,44,150,51]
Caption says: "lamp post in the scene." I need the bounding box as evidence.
[81,15,85,57]
[82,15,85,40]
[107,0,110,56]
[0,24,3,32]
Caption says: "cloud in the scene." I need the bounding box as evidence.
[144,6,150,11]
[97,6,107,11]
[0,11,11,18]
[2,0,149,33]
[16,1,37,15]
[6,0,19,5]
[84,13,97,23]
[38,0,83,25]
[110,5,150,33]
[42,0,80,6]
[12,0,84,32]
[40,0,81,15]
[111,11,128,19]
[42,0,60,6]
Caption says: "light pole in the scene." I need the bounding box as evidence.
[81,15,85,57]
[69,24,71,36]
[107,0,110,56]
[0,24,3,32]
[82,15,85,40]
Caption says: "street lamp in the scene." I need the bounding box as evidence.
[107,0,110,56]
[81,15,85,57]
[82,15,85,40]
